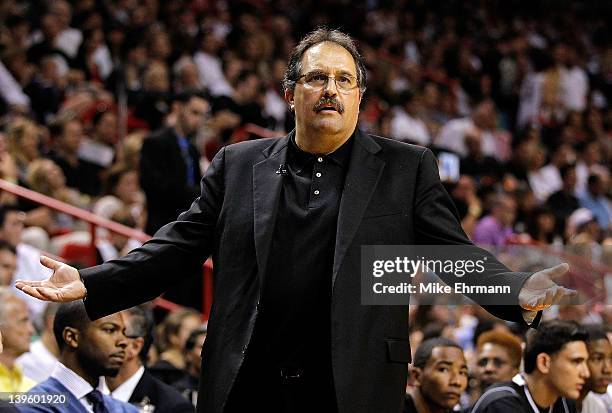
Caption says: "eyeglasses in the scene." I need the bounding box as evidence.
[296,71,359,93]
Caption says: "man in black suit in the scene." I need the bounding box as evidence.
[140,91,208,235]
[17,29,575,413]
[104,306,193,413]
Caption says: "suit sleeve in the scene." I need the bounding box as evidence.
[413,148,541,325]
[80,147,226,320]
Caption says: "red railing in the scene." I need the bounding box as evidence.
[0,179,213,319]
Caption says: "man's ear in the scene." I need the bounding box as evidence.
[63,327,79,349]
[410,366,423,386]
[128,337,144,359]
[284,89,294,112]
[536,353,551,374]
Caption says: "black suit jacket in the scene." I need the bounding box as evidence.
[81,129,538,413]
[129,369,194,413]
[140,127,202,235]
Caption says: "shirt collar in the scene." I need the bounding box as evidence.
[51,362,103,401]
[107,366,145,403]
[288,132,354,171]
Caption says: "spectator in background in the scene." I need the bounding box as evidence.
[472,194,517,246]
[459,127,505,187]
[449,175,483,238]
[140,91,206,235]
[149,308,202,385]
[48,118,101,197]
[23,55,63,124]
[524,206,557,245]
[0,326,20,412]
[193,31,233,97]
[48,0,83,60]
[95,209,141,264]
[5,118,42,184]
[77,108,118,171]
[390,90,431,146]
[546,163,580,240]
[579,175,612,231]
[0,205,52,319]
[472,320,588,413]
[404,337,468,413]
[0,288,36,393]
[15,303,60,383]
[0,240,17,286]
[19,301,137,413]
[92,165,144,226]
[132,61,171,131]
[578,325,612,413]
[435,100,508,161]
[473,330,523,401]
[575,142,609,196]
[173,327,207,407]
[529,143,576,203]
[104,306,194,413]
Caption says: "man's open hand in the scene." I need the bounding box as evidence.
[14,256,86,302]
[519,263,576,311]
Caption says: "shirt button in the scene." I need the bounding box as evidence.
[316,172,322,178]
[314,190,320,195]
[317,157,323,163]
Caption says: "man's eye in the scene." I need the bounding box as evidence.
[338,76,351,84]
[312,74,327,81]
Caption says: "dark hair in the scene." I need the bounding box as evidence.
[583,324,608,343]
[413,337,462,369]
[282,27,367,94]
[559,163,576,180]
[53,301,91,351]
[185,327,207,351]
[103,165,136,196]
[523,320,588,374]
[0,204,22,227]
[0,239,16,255]
[173,89,209,104]
[124,306,154,365]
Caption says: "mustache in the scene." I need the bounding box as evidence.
[313,96,344,114]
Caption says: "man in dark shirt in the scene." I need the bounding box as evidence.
[546,164,580,239]
[472,320,588,413]
[17,29,577,413]
[404,338,468,413]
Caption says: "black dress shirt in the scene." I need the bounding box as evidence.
[227,134,353,412]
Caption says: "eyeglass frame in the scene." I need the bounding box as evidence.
[295,70,361,93]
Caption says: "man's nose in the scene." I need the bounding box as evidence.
[602,358,612,374]
[581,363,591,379]
[323,77,339,95]
[449,372,463,387]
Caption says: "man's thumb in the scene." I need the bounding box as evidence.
[40,255,63,271]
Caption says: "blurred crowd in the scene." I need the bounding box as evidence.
[0,0,610,411]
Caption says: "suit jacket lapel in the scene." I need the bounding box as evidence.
[252,134,289,288]
[332,130,384,288]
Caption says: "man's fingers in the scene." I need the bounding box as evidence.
[543,289,554,307]
[553,287,577,304]
[19,285,51,301]
[40,255,63,271]
[542,263,570,279]
[14,280,45,289]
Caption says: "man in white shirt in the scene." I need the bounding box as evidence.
[0,205,52,321]
[16,303,60,382]
[19,301,137,413]
[389,90,431,146]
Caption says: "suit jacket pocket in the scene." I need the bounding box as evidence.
[386,338,411,363]
[362,208,403,219]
